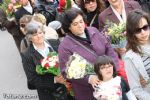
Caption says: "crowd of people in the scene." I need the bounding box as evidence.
[0,0,150,99]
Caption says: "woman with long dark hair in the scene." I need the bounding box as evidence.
[124,9,150,100]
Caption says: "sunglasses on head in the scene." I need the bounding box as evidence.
[135,25,150,34]
[20,24,26,28]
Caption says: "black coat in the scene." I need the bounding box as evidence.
[14,6,33,22]
[21,39,60,100]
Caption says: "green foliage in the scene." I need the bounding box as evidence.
[66,0,71,9]
[36,65,60,76]
[106,21,126,44]
[0,0,13,17]
[0,0,21,18]
[48,51,58,56]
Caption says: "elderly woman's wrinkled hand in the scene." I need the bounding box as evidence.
[88,75,101,88]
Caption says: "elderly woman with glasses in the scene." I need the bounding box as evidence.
[58,8,119,100]
[124,9,150,100]
[21,21,67,100]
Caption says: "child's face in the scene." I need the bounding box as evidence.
[99,64,113,81]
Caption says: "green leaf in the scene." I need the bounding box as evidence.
[66,0,71,9]
[36,65,60,75]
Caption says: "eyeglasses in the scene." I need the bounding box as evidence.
[100,65,113,70]
[135,25,150,34]
[20,24,26,28]
[84,0,96,4]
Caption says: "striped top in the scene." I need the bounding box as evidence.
[141,55,150,77]
[141,44,150,77]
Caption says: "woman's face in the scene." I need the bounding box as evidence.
[108,0,122,7]
[99,64,113,81]
[84,0,97,12]
[30,28,45,45]
[69,15,85,36]
[135,17,150,44]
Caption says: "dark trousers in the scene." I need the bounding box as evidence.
[37,89,55,100]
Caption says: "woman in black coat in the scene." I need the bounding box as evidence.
[21,21,66,100]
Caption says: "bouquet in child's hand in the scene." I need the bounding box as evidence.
[105,21,126,48]
[36,52,60,75]
[65,53,94,79]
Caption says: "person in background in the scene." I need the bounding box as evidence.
[124,9,150,100]
[0,8,24,51]
[80,0,105,29]
[15,0,33,23]
[135,0,150,14]
[99,0,141,31]
[19,15,33,53]
[21,21,65,100]
[98,0,141,60]
[34,0,58,24]
[93,55,136,100]
[58,8,119,100]
[48,21,66,41]
[32,13,59,39]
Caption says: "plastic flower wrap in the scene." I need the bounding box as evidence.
[65,53,94,79]
[105,21,126,48]
[36,52,60,75]
[0,0,21,18]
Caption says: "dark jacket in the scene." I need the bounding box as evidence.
[58,27,119,100]
[121,77,130,100]
[21,39,60,100]
[85,11,99,29]
[14,6,33,22]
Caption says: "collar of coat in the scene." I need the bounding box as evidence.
[106,1,136,16]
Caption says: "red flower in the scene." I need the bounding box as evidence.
[55,62,59,68]
[8,3,13,12]
[44,63,50,69]
[57,0,66,13]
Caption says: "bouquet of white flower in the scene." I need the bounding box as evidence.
[65,53,94,79]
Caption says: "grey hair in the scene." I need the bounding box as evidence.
[25,21,43,35]
[25,21,44,41]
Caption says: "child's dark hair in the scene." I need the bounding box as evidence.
[94,55,117,80]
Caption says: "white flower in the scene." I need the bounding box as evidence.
[66,53,93,79]
[41,58,49,67]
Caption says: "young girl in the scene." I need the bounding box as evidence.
[93,55,136,100]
